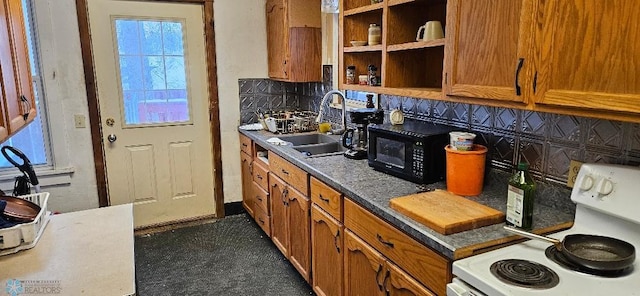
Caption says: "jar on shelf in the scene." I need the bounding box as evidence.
[346,65,356,84]
[367,64,378,86]
[368,24,381,46]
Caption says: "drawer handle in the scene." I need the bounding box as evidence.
[242,143,248,147]
[319,194,330,203]
[258,217,265,225]
[256,195,263,202]
[281,169,289,175]
[282,187,289,206]
[375,264,384,291]
[256,174,263,180]
[334,230,341,253]
[376,234,394,248]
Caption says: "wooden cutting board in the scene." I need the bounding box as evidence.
[389,189,505,235]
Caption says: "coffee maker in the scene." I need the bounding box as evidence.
[341,108,384,159]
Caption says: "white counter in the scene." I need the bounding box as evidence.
[0,204,136,296]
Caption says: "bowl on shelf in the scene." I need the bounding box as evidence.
[350,40,367,47]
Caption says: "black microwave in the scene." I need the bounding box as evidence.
[368,120,452,184]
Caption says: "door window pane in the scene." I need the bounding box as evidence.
[114,19,190,125]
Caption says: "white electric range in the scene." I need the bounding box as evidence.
[447,163,640,296]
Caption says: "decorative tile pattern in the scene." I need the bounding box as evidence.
[630,123,640,152]
[518,137,545,173]
[388,95,402,110]
[451,102,469,123]
[547,143,580,181]
[239,80,253,94]
[584,150,625,165]
[432,100,450,120]
[471,105,492,128]
[492,134,516,167]
[269,80,283,94]
[521,111,546,137]
[549,114,581,142]
[402,97,415,116]
[254,79,269,93]
[378,94,389,111]
[494,107,518,131]
[415,99,431,119]
[586,118,623,149]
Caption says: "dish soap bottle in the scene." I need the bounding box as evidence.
[506,162,536,229]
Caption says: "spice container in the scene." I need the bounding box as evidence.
[346,66,356,84]
[367,64,378,86]
[368,24,381,46]
[358,75,368,85]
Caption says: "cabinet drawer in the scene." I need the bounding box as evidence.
[344,199,450,296]
[254,206,271,237]
[269,153,308,195]
[310,177,342,221]
[252,182,269,214]
[239,134,253,156]
[253,161,269,190]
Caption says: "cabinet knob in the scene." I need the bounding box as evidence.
[107,134,117,143]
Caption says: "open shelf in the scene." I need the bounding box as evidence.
[344,44,383,53]
[385,46,444,88]
[388,0,446,8]
[386,1,446,45]
[387,39,445,52]
[340,84,443,100]
[344,3,384,16]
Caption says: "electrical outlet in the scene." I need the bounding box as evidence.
[566,160,583,188]
[74,114,86,128]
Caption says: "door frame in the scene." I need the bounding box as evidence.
[75,0,225,218]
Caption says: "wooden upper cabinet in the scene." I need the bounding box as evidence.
[0,0,36,143]
[444,0,533,103]
[532,0,640,115]
[266,0,322,82]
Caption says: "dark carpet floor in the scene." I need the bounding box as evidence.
[135,213,315,296]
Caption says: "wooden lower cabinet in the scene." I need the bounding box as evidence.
[288,187,311,281]
[311,204,343,296]
[240,151,254,218]
[344,230,386,296]
[345,230,435,296]
[270,173,289,257]
[385,261,435,296]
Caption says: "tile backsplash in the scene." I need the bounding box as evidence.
[239,67,640,185]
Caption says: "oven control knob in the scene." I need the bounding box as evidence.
[596,178,614,196]
[578,175,594,191]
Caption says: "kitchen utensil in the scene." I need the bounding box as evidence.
[0,195,41,222]
[389,189,504,235]
[350,40,367,46]
[504,226,636,271]
[416,21,444,42]
[1,146,40,193]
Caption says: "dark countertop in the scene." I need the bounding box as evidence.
[239,129,576,260]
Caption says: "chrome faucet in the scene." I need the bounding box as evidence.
[315,90,347,135]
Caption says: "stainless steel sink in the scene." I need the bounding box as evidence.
[278,133,338,146]
[293,142,348,157]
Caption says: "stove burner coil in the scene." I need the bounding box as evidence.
[490,259,560,289]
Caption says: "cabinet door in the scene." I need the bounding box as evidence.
[344,230,386,296]
[445,0,533,102]
[266,0,288,79]
[240,152,254,218]
[270,173,289,257]
[384,262,435,296]
[288,187,311,282]
[0,0,36,137]
[533,1,640,114]
[311,204,343,296]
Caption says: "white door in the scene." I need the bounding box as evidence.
[87,0,216,227]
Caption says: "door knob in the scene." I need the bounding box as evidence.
[107,134,117,143]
